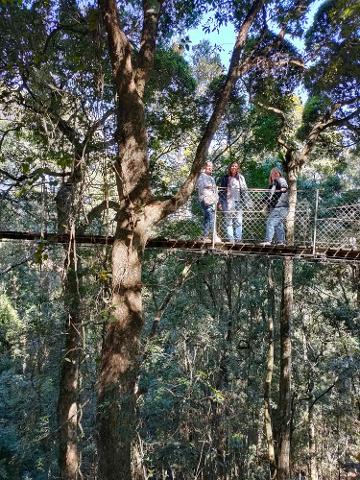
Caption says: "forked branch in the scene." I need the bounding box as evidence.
[136,0,164,95]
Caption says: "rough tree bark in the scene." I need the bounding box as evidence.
[55,155,85,480]
[308,405,318,480]
[302,318,318,480]
[55,122,113,479]
[264,259,277,479]
[254,30,360,480]
[277,256,293,480]
[213,258,235,480]
[96,1,265,478]
[353,264,360,309]
[56,246,82,480]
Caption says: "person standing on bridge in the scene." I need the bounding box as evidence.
[218,161,251,243]
[197,161,222,243]
[260,168,289,246]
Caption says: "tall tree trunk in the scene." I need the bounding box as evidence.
[302,319,318,480]
[212,259,235,480]
[97,221,148,480]
[285,157,298,245]
[308,405,318,480]
[353,264,360,309]
[277,257,293,480]
[57,252,82,480]
[56,179,82,480]
[264,260,277,479]
[96,1,265,477]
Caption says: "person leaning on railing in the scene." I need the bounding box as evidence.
[218,161,251,243]
[260,168,289,246]
[196,161,222,243]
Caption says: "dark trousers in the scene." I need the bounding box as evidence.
[201,201,215,237]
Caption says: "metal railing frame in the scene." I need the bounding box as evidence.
[1,188,360,252]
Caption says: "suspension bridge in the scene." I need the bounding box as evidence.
[1,188,360,262]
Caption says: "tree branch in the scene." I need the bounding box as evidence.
[210,131,245,164]
[18,89,114,158]
[153,0,265,220]
[0,255,33,275]
[17,89,84,155]
[298,105,360,166]
[99,0,135,94]
[256,101,286,120]
[56,118,83,153]
[42,21,89,57]
[149,258,196,337]
[80,200,119,232]
[82,107,116,148]
[308,379,338,413]
[254,100,293,151]
[0,167,71,185]
[0,124,23,150]
[327,106,360,129]
[135,0,164,96]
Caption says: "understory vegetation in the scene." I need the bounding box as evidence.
[0,0,359,479]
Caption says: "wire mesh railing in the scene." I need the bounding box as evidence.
[1,187,360,251]
[315,200,360,249]
[156,189,315,246]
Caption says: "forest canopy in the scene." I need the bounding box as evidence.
[0,0,359,479]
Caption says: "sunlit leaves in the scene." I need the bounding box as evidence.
[296,94,331,139]
[0,293,22,356]
[305,0,360,104]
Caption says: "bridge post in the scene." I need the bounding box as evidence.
[312,189,320,255]
[212,200,218,249]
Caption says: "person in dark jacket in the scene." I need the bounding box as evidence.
[260,168,289,246]
[218,162,250,242]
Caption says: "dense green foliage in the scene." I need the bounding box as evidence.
[1,244,359,478]
[0,0,359,478]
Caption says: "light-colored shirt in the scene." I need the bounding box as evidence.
[228,176,240,202]
[227,174,250,209]
[197,172,217,203]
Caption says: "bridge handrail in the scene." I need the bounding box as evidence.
[1,187,360,250]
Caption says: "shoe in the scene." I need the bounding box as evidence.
[213,235,223,243]
[259,241,272,246]
[198,236,211,243]
[276,242,286,247]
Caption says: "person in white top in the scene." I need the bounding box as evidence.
[218,162,250,242]
[196,161,221,242]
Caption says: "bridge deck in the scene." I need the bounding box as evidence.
[1,231,359,262]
